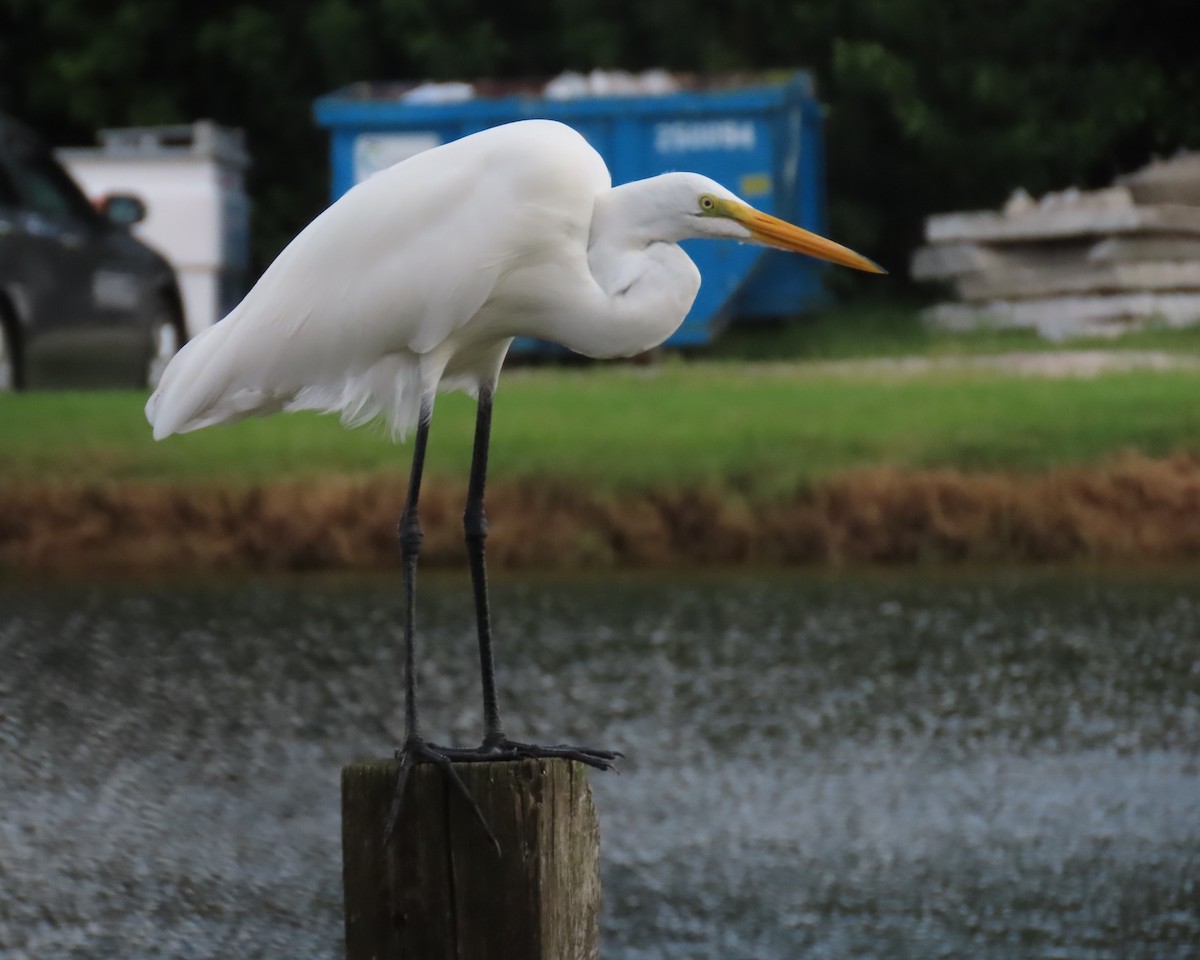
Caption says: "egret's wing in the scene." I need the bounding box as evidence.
[147,121,609,441]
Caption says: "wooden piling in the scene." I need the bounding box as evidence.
[342,757,601,960]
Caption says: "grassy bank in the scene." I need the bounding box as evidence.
[7,454,1200,574]
[6,355,1200,573]
[3,360,1200,491]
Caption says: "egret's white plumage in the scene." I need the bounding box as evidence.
[147,118,880,442]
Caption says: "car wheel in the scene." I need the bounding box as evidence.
[145,308,184,390]
[0,308,19,392]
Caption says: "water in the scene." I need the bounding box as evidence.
[1,570,1198,959]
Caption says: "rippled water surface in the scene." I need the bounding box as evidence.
[2,570,1198,959]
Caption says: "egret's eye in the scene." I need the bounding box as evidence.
[699,195,716,213]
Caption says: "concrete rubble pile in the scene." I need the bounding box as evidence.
[912,152,1200,338]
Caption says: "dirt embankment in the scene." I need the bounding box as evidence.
[6,454,1200,575]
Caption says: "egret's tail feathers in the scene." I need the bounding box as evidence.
[145,322,239,440]
[146,321,425,442]
[151,387,283,438]
[287,353,424,441]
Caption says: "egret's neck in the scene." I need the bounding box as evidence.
[565,180,700,359]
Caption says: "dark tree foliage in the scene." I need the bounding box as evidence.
[2,0,1195,284]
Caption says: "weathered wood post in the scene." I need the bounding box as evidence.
[342,757,600,960]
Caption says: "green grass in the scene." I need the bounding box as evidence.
[4,361,1200,491]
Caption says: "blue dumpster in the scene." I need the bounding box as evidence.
[313,72,832,348]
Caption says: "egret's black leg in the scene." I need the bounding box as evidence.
[385,401,493,848]
[428,385,622,773]
[464,385,505,743]
[399,404,431,745]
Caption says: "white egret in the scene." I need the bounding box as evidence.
[146,118,883,834]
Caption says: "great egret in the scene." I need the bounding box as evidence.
[146,118,883,835]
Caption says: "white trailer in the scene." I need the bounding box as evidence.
[58,121,250,337]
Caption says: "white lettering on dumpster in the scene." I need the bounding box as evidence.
[654,121,756,153]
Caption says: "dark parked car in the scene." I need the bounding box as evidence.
[0,112,186,390]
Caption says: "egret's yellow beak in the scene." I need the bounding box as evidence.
[728,202,886,274]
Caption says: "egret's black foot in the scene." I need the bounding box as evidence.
[426,737,623,772]
[384,736,498,852]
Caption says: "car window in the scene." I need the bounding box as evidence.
[7,152,96,222]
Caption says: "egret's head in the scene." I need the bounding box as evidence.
[678,174,885,275]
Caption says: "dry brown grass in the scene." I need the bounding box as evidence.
[7,454,1200,575]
